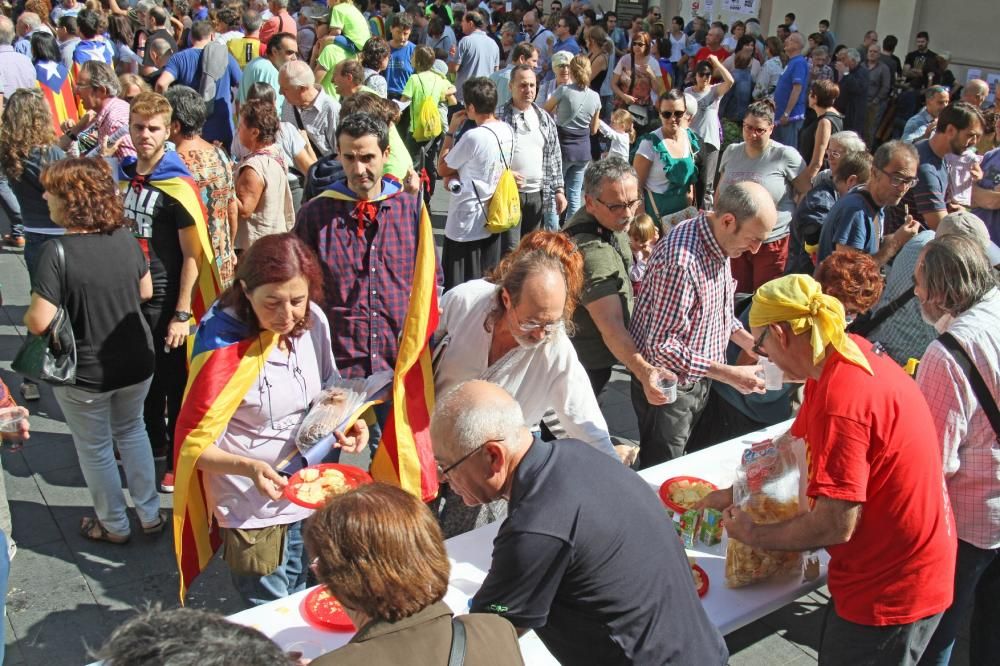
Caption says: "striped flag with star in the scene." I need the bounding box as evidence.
[35,60,79,135]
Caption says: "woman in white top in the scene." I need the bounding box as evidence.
[684,54,734,209]
[754,36,786,100]
[433,231,618,535]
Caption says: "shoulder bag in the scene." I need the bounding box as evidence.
[12,240,77,385]
[447,617,467,666]
[937,332,1000,439]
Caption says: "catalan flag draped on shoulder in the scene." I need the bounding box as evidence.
[172,305,277,601]
[34,60,79,135]
[316,179,440,502]
[118,151,221,322]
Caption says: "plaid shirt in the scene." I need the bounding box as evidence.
[629,213,741,383]
[916,288,1000,550]
[295,184,443,379]
[498,101,564,214]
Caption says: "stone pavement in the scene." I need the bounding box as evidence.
[0,187,968,665]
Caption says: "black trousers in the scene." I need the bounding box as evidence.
[442,234,502,291]
[631,376,711,469]
[142,302,189,466]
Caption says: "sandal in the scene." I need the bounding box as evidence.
[80,516,130,544]
[141,510,168,536]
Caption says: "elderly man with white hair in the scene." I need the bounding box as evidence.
[430,380,729,666]
[834,47,870,136]
[772,31,808,148]
[0,16,36,98]
[14,12,47,57]
[278,59,341,157]
[944,79,992,207]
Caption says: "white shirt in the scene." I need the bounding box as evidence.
[443,120,515,241]
[597,120,630,161]
[509,107,545,193]
[916,288,1000,549]
[434,279,615,456]
[636,127,696,194]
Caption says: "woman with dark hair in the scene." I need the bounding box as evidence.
[432,230,617,535]
[107,14,142,74]
[798,79,844,183]
[610,30,664,133]
[360,36,390,97]
[165,86,238,288]
[634,90,701,221]
[716,99,810,292]
[305,483,523,663]
[180,233,368,605]
[234,99,294,253]
[23,158,162,544]
[29,32,79,151]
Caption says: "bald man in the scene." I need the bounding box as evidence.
[279,59,341,156]
[629,182,774,466]
[431,380,728,666]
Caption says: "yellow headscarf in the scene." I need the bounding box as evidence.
[749,275,873,376]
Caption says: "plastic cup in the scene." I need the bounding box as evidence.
[658,376,677,403]
[760,358,784,391]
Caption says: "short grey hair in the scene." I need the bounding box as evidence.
[242,10,263,33]
[0,17,15,45]
[829,130,866,154]
[135,0,154,14]
[430,381,526,458]
[715,182,763,225]
[148,37,174,58]
[271,0,289,8]
[281,60,314,87]
[583,156,637,198]
[811,45,827,58]
[873,139,918,171]
[18,12,42,31]
[844,48,861,65]
[919,234,998,315]
[81,60,121,97]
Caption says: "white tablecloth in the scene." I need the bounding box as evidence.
[229,420,829,662]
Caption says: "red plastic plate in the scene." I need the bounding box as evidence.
[657,476,718,514]
[691,563,709,598]
[284,463,373,510]
[301,586,356,632]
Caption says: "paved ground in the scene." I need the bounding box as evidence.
[0,188,969,665]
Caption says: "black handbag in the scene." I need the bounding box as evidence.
[11,240,77,385]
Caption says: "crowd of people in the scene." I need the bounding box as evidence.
[0,0,998,664]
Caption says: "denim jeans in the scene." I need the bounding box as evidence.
[231,520,310,607]
[773,118,803,150]
[0,172,22,239]
[562,160,589,221]
[919,539,1000,665]
[53,377,160,535]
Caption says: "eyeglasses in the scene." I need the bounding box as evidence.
[752,328,769,357]
[661,110,686,120]
[632,42,647,47]
[508,307,563,334]
[742,123,771,136]
[436,440,501,480]
[826,148,843,160]
[877,167,918,189]
[696,71,712,77]
[596,197,642,213]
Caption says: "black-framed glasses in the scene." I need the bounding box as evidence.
[742,123,770,136]
[596,197,642,213]
[437,439,502,480]
[877,167,918,189]
[661,110,685,120]
[695,70,712,77]
[752,328,769,357]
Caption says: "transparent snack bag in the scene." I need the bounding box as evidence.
[724,438,804,588]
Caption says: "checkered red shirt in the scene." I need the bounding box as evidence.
[295,186,442,379]
[916,288,1000,550]
[629,213,742,383]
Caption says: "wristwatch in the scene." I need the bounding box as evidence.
[173,310,193,323]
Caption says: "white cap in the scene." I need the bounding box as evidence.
[937,210,1000,266]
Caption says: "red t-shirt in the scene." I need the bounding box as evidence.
[790,336,955,626]
[693,46,730,64]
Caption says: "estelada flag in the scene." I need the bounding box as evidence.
[317,180,440,502]
[118,151,221,322]
[34,60,79,135]
[172,306,277,601]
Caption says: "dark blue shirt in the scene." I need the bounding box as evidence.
[471,437,729,666]
[818,188,883,260]
[163,47,242,147]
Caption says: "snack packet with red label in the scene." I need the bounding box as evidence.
[724,438,804,588]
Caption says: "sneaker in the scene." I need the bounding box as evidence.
[158,471,175,493]
[3,235,25,248]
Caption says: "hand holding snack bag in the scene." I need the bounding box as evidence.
[724,438,804,588]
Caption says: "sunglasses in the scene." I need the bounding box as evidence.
[661,110,685,120]
[633,41,647,47]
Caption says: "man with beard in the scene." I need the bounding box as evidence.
[563,158,670,412]
[818,140,921,265]
[898,102,985,231]
[295,113,441,380]
[628,182,772,467]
